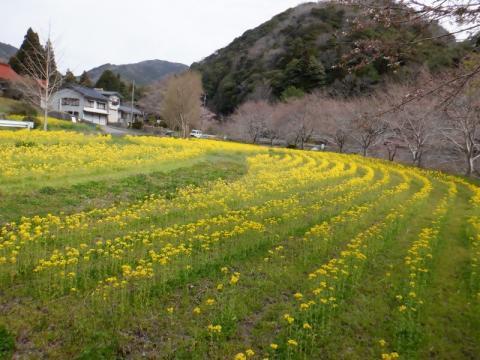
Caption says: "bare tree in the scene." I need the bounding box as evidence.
[16,35,62,130]
[384,140,399,161]
[442,91,480,175]
[137,80,168,118]
[382,85,438,166]
[161,71,203,138]
[279,97,317,150]
[265,106,283,146]
[349,97,387,156]
[340,0,480,108]
[317,97,353,153]
[229,100,271,144]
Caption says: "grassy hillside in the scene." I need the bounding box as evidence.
[0,131,479,359]
[0,97,24,114]
[0,97,100,132]
[192,2,466,114]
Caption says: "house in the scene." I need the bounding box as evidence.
[119,104,143,124]
[0,62,20,94]
[98,90,122,124]
[50,85,143,126]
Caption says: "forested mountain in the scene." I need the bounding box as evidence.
[86,60,188,86]
[0,42,18,62]
[192,1,467,115]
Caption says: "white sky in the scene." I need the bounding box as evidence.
[0,0,308,73]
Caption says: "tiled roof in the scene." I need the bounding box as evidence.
[119,104,142,115]
[67,85,108,101]
[0,63,20,81]
[99,90,124,99]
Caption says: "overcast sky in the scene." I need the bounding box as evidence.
[0,0,310,74]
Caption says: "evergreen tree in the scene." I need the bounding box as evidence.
[44,39,58,81]
[95,70,118,90]
[284,54,325,92]
[78,71,92,87]
[64,69,77,84]
[9,28,45,75]
[95,70,129,97]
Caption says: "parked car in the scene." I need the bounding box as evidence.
[311,144,326,151]
[190,129,203,138]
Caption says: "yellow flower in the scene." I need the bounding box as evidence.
[217,283,224,291]
[193,307,201,315]
[283,313,294,324]
[230,272,240,285]
[166,307,174,314]
[398,305,407,312]
[378,339,387,347]
[287,339,298,347]
[299,303,310,311]
[303,322,312,330]
[293,292,303,300]
[270,343,278,350]
[382,352,400,360]
[206,298,216,306]
[234,353,246,360]
[245,349,255,357]
[207,324,222,333]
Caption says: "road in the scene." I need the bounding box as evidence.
[101,125,144,136]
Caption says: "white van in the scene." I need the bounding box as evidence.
[190,129,203,138]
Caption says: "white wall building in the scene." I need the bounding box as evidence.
[50,85,142,126]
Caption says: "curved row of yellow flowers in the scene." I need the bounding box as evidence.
[234,170,431,359]
[0,151,341,272]
[149,160,397,359]
[32,158,378,298]
[378,180,457,358]
[157,164,413,359]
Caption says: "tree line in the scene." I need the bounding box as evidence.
[224,69,480,176]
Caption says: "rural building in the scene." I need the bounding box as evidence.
[0,62,20,94]
[119,104,143,123]
[50,85,143,126]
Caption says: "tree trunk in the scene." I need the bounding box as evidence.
[466,154,474,176]
[43,105,48,131]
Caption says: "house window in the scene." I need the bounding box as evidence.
[97,102,106,110]
[61,97,79,106]
[87,99,95,108]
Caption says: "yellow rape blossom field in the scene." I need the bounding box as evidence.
[0,129,479,359]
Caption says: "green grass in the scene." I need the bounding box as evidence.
[0,97,23,115]
[0,137,479,360]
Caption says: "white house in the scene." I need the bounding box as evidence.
[50,85,142,126]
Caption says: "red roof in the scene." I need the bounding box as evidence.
[0,63,20,81]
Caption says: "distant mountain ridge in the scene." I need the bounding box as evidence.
[86,59,188,85]
[0,42,18,62]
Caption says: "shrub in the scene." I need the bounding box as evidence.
[131,121,144,130]
[15,140,37,147]
[22,115,41,129]
[7,102,38,117]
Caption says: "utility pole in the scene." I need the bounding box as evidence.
[130,80,135,126]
